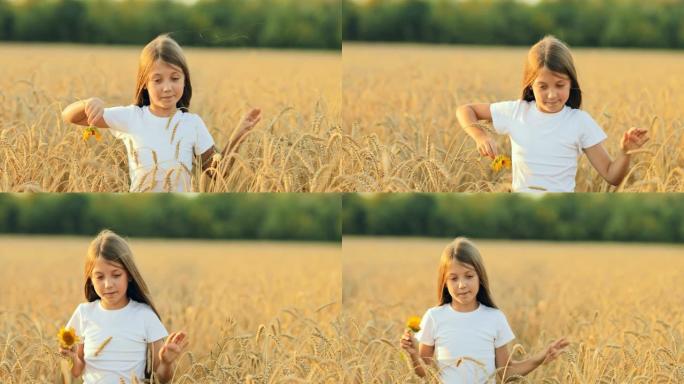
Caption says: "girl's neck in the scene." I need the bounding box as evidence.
[450,300,479,313]
[148,104,176,117]
[100,296,130,310]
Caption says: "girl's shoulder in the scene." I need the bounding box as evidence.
[72,300,98,316]
[106,104,145,119]
[179,110,206,126]
[127,299,155,314]
[424,303,452,318]
[478,304,509,322]
[564,107,600,128]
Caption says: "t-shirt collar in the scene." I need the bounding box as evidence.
[530,100,568,120]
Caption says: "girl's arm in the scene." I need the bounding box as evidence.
[61,97,110,128]
[584,127,649,186]
[495,338,569,379]
[199,108,261,175]
[456,103,499,158]
[59,343,85,377]
[400,329,436,377]
[151,331,188,383]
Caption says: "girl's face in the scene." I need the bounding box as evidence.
[146,59,185,115]
[91,257,130,310]
[445,261,480,311]
[532,66,571,113]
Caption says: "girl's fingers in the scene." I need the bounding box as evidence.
[90,111,103,126]
[490,144,498,157]
[173,331,187,344]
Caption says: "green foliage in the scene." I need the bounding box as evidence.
[343,193,684,243]
[344,0,684,48]
[0,194,341,241]
[0,0,340,49]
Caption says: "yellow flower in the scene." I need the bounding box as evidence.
[490,155,512,172]
[406,316,421,333]
[82,126,102,142]
[57,326,81,349]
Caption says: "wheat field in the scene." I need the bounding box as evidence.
[343,44,684,192]
[0,44,342,192]
[342,237,684,383]
[0,236,341,383]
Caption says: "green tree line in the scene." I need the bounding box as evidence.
[344,0,684,48]
[0,194,341,241]
[343,194,684,242]
[0,0,340,49]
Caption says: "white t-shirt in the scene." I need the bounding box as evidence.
[490,100,607,192]
[103,105,215,192]
[66,299,168,384]
[416,303,515,384]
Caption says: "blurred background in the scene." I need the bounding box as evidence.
[343,193,684,242]
[0,193,341,240]
[344,0,684,48]
[0,0,341,49]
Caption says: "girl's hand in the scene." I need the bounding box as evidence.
[537,337,569,365]
[159,331,189,365]
[474,131,499,159]
[400,329,419,357]
[84,97,105,126]
[234,108,262,140]
[620,127,649,154]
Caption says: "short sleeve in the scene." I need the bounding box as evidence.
[578,111,607,149]
[143,309,169,343]
[191,115,215,156]
[494,311,515,348]
[490,100,520,135]
[65,304,84,343]
[103,105,138,137]
[416,309,436,346]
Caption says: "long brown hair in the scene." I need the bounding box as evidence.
[521,35,582,109]
[437,237,497,309]
[84,229,161,319]
[134,34,192,111]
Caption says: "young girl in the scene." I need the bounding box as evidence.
[59,230,188,383]
[61,34,261,192]
[400,237,568,383]
[457,35,649,192]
